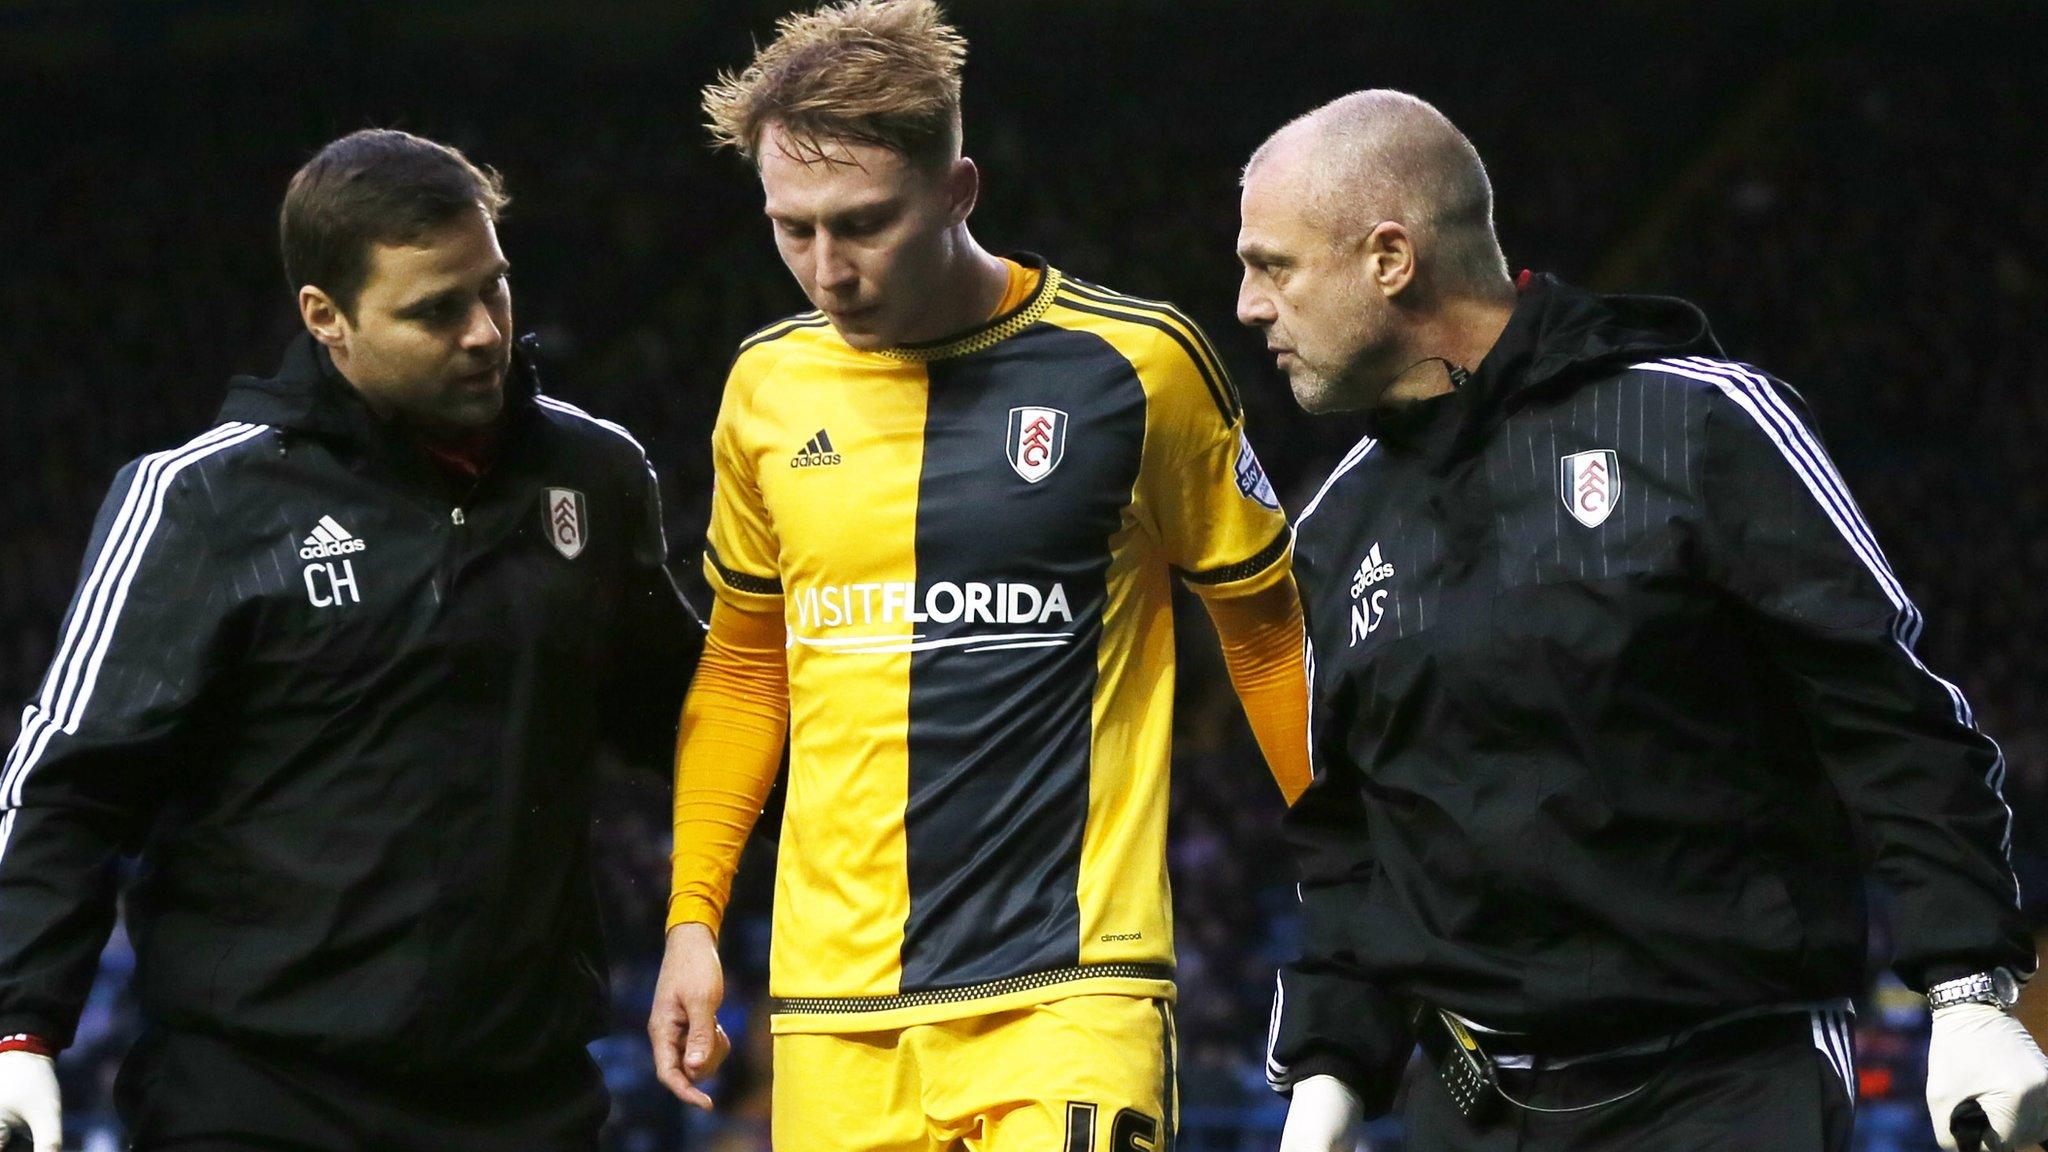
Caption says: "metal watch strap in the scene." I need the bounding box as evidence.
[1927,969,2017,1011]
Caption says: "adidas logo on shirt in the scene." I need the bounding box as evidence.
[1349,542,1395,597]
[299,515,367,560]
[790,429,843,469]
[1348,542,1395,647]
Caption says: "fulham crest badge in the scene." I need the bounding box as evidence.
[1006,406,1068,483]
[546,488,588,559]
[1560,450,1620,528]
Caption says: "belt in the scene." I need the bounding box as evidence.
[1415,1001,1850,1122]
[1445,999,1852,1069]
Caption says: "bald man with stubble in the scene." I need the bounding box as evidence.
[1238,90,2045,1152]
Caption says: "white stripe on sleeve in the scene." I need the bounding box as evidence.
[1634,358,2017,885]
[1,422,270,808]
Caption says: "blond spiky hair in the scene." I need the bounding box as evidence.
[703,0,968,167]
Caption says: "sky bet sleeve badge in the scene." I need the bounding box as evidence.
[1560,449,1620,528]
[546,487,587,559]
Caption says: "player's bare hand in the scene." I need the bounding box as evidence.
[650,922,731,1110]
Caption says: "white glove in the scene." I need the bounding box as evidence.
[1280,1073,1364,1152]
[0,1050,60,1152]
[1927,1002,2048,1151]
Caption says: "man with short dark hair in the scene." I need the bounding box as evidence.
[1239,91,2048,1152]
[0,128,701,1151]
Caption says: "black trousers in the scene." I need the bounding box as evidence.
[113,1029,609,1152]
[1401,1011,1856,1152]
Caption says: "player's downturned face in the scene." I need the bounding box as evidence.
[1236,163,1389,415]
[324,207,513,437]
[759,123,963,351]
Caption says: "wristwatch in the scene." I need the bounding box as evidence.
[1927,968,2023,1012]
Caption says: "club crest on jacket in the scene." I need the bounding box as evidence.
[547,488,587,558]
[1560,450,1620,528]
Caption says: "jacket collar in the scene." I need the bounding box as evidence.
[1369,273,1722,470]
[217,331,544,444]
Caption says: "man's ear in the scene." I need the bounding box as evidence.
[1362,221,1417,300]
[298,286,349,349]
[945,156,980,226]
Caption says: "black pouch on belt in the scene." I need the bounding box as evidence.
[1414,1005,1502,1124]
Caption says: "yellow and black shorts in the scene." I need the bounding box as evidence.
[771,995,1177,1151]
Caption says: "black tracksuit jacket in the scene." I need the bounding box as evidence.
[1267,274,2032,1104]
[0,334,701,1077]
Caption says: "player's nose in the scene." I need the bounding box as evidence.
[813,236,859,295]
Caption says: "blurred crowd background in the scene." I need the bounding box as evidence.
[4,2,2044,1149]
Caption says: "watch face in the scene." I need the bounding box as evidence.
[1994,968,2022,1007]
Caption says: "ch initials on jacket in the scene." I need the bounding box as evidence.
[300,515,363,608]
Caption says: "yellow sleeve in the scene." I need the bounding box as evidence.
[1201,572,1312,804]
[666,599,790,935]
[700,354,783,611]
[1135,321,1293,599]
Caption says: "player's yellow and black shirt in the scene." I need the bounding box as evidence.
[685,256,1293,1033]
